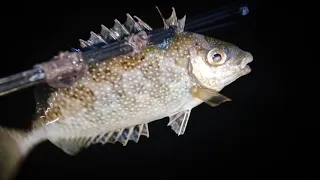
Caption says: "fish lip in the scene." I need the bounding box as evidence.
[238,52,253,70]
[243,65,251,74]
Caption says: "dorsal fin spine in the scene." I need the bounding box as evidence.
[155,6,186,33]
[79,13,153,48]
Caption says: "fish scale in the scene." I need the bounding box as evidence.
[42,34,194,148]
[0,7,253,180]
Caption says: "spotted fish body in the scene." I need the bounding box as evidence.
[0,7,253,180]
[41,34,199,149]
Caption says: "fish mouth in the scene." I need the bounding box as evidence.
[243,65,251,74]
[238,52,253,74]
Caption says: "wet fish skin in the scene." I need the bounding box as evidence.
[0,25,253,180]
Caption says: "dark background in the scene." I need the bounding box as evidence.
[0,0,311,179]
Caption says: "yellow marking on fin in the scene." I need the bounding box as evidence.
[191,86,231,107]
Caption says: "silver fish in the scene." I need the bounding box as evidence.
[0,7,253,180]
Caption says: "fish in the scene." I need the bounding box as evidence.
[0,7,253,180]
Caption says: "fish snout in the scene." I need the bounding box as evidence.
[238,52,253,73]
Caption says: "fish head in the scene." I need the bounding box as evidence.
[187,33,253,91]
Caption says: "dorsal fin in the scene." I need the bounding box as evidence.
[88,31,106,44]
[49,123,150,155]
[100,24,118,41]
[133,16,153,31]
[79,13,153,48]
[124,13,143,33]
[155,6,186,33]
[79,39,92,48]
[111,19,130,39]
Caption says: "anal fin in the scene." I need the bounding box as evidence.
[50,123,150,155]
[168,109,191,135]
[49,137,90,155]
[140,123,149,137]
[92,123,150,146]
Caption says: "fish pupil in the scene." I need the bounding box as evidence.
[212,53,222,61]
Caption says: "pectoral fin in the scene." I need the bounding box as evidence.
[191,86,231,107]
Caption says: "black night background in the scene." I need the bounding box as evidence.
[0,0,310,179]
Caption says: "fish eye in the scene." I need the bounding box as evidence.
[206,48,227,66]
[212,54,222,61]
